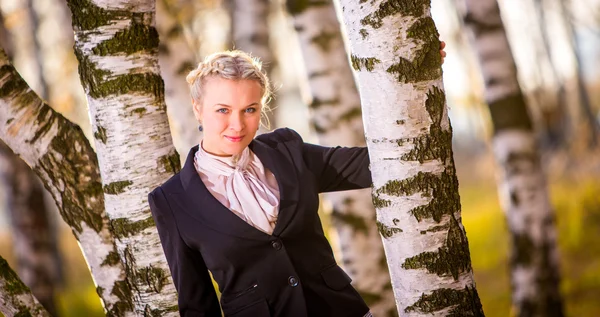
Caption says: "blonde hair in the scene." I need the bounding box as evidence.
[186,50,272,129]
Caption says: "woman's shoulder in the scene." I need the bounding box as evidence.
[149,171,183,199]
[255,127,304,145]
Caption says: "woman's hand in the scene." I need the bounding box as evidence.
[440,41,447,64]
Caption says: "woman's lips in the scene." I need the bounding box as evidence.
[225,136,244,142]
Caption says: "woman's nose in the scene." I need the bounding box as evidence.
[229,113,244,131]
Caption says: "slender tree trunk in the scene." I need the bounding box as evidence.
[0,256,50,317]
[461,0,564,316]
[337,1,483,315]
[285,0,395,315]
[533,0,568,148]
[0,0,46,98]
[66,0,180,314]
[557,0,598,148]
[228,0,277,128]
[0,141,60,316]
[30,0,92,138]
[0,49,135,316]
[156,0,201,159]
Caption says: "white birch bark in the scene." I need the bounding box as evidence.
[229,0,277,128]
[66,0,179,314]
[156,0,200,159]
[0,256,50,317]
[0,141,60,316]
[286,0,394,314]
[337,1,483,315]
[0,48,135,316]
[460,0,564,315]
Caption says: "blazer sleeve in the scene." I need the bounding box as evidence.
[148,187,222,317]
[281,129,372,192]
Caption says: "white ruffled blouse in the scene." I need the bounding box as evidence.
[193,144,280,235]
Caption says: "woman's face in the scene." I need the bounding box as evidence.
[193,77,263,156]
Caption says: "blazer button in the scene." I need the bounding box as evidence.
[271,240,282,250]
[288,276,299,287]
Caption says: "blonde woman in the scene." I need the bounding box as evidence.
[149,47,446,317]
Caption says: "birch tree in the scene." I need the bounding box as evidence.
[0,141,60,316]
[156,0,200,158]
[66,0,179,314]
[0,48,135,316]
[337,1,483,315]
[460,0,564,315]
[0,0,47,98]
[0,256,50,317]
[285,0,395,315]
[556,0,598,148]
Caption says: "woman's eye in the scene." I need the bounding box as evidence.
[217,108,228,114]
[245,108,257,113]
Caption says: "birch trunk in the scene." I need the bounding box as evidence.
[0,141,60,316]
[337,1,483,315]
[285,1,395,315]
[556,0,598,149]
[31,0,92,138]
[0,48,136,316]
[0,256,50,317]
[156,0,200,158]
[461,0,564,315]
[228,0,277,128]
[66,0,180,314]
[0,0,46,98]
[533,0,568,148]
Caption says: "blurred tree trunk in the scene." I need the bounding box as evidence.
[227,0,277,128]
[0,0,46,98]
[31,0,92,139]
[533,0,568,148]
[0,256,50,317]
[157,0,201,161]
[66,0,180,315]
[0,49,135,316]
[337,1,483,315]
[285,0,395,315]
[461,0,564,316]
[557,0,598,149]
[0,141,60,316]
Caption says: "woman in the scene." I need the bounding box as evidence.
[149,48,446,317]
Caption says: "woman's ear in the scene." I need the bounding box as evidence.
[192,99,203,122]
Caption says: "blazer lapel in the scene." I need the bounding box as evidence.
[249,138,299,237]
[177,146,268,241]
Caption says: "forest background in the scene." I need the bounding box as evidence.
[0,0,599,316]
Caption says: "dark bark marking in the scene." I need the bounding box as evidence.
[158,151,181,175]
[310,96,340,109]
[331,209,369,235]
[386,17,441,84]
[488,93,533,133]
[402,218,472,279]
[360,0,429,29]
[351,55,380,71]
[104,180,133,195]
[404,286,484,316]
[92,15,159,56]
[110,216,156,239]
[377,220,403,238]
[285,0,329,16]
[94,125,107,144]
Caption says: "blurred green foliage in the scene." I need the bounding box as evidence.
[461,179,600,317]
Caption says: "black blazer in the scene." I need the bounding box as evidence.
[148,128,372,317]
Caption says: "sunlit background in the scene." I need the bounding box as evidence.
[0,0,599,316]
